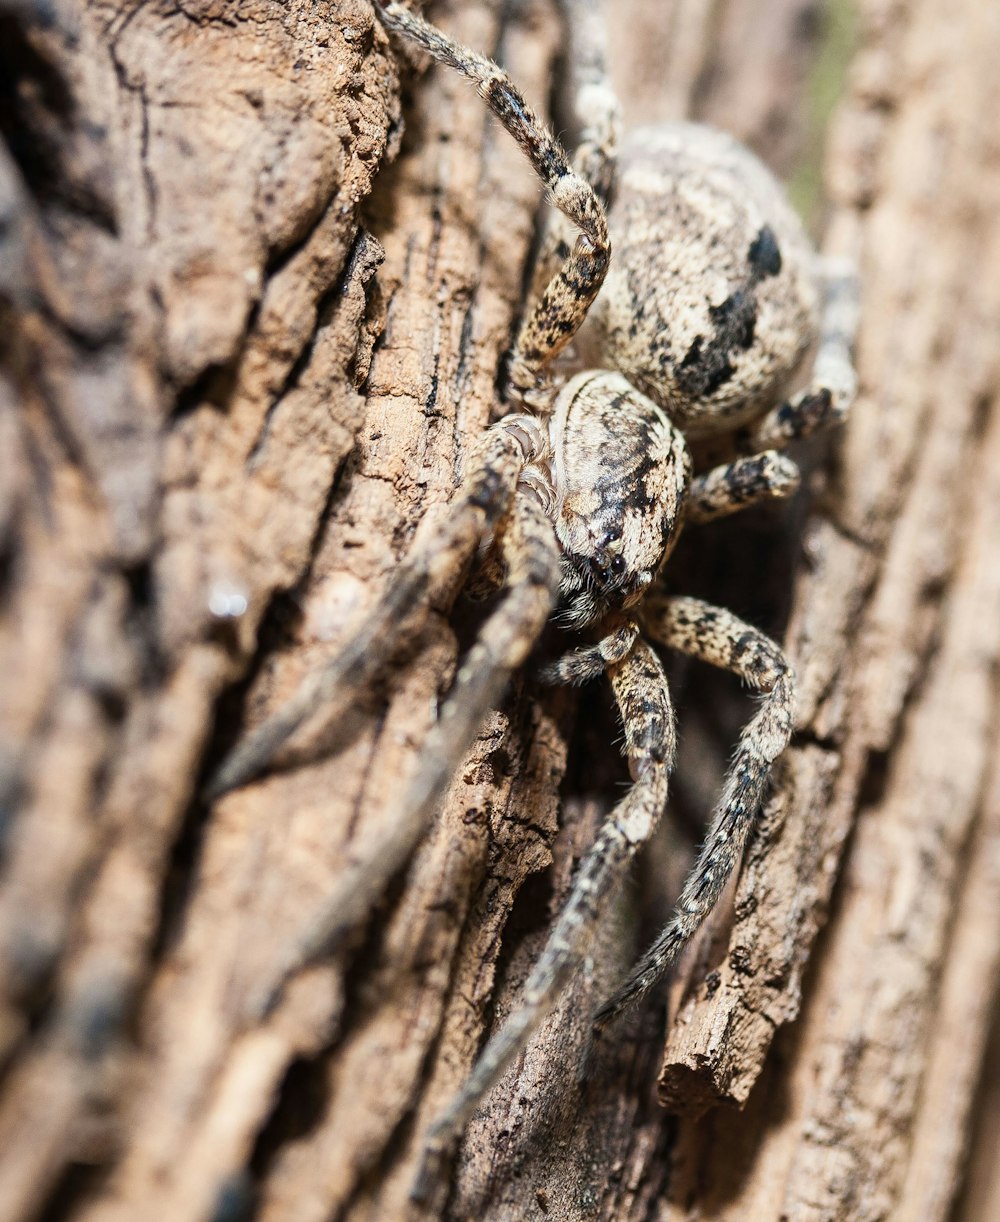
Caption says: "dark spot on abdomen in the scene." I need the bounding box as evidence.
[748,225,782,280]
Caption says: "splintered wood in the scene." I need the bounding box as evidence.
[0,1,998,1220]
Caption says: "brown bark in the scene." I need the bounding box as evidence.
[1,1,998,1220]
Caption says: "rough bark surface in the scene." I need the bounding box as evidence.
[1,1,998,1221]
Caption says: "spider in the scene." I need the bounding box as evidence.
[208,0,858,1191]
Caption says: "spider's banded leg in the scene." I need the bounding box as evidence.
[686,450,800,525]
[376,4,610,397]
[414,639,674,1199]
[528,0,621,302]
[557,0,621,200]
[206,419,541,801]
[739,258,860,453]
[593,596,794,1032]
[537,619,639,686]
[256,490,562,1016]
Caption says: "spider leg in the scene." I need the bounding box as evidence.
[253,488,562,1016]
[686,449,800,525]
[206,418,543,801]
[528,0,621,303]
[689,260,859,521]
[414,636,674,1198]
[739,257,860,452]
[558,0,621,200]
[376,3,610,397]
[592,595,793,1033]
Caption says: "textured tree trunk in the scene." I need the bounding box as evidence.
[1,1,998,1220]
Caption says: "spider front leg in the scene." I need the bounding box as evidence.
[252,485,562,1017]
[415,636,675,1198]
[593,595,794,1032]
[207,419,542,800]
[376,3,610,397]
[739,256,860,453]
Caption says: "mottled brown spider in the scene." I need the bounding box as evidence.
[208,0,858,1190]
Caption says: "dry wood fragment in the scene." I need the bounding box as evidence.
[0,1,998,1220]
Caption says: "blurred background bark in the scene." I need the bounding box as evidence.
[0,1,998,1219]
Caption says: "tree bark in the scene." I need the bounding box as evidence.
[1,1,998,1221]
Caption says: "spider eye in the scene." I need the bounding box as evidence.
[610,555,627,577]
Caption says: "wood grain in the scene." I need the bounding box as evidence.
[1,1,998,1220]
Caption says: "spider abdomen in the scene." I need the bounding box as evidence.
[586,123,820,436]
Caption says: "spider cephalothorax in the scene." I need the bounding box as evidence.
[208,0,859,1193]
[547,371,691,626]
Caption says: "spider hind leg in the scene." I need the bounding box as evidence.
[739,257,860,453]
[687,449,801,525]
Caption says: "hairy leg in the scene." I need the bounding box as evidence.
[206,417,544,800]
[739,257,860,452]
[593,594,794,1032]
[376,2,610,397]
[527,0,621,306]
[687,449,800,525]
[557,0,620,199]
[415,636,675,1198]
[251,489,562,1018]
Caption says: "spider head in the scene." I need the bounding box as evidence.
[549,372,690,627]
[557,549,653,628]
